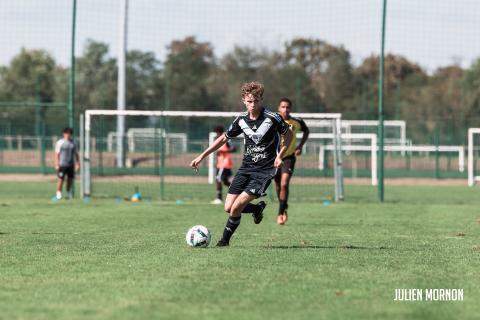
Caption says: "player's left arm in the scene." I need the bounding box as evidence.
[278,128,293,159]
[54,140,62,171]
[273,120,293,168]
[274,114,293,168]
[295,119,310,156]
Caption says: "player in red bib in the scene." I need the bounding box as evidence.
[211,126,235,204]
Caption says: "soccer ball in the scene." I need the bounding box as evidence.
[185,225,211,248]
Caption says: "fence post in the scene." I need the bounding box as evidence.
[434,127,440,179]
[377,0,387,202]
[40,106,47,174]
[159,116,166,201]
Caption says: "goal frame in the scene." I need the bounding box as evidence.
[468,128,480,186]
[304,120,407,153]
[313,133,378,186]
[81,109,344,201]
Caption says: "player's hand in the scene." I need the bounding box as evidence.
[295,148,302,156]
[190,156,203,172]
[55,165,59,171]
[75,164,80,172]
[274,157,284,169]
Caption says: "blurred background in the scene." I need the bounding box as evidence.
[1,0,480,199]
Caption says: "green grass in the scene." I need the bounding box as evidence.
[0,182,479,319]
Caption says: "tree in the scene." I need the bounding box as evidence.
[0,48,58,134]
[126,50,162,109]
[462,59,480,121]
[0,48,56,102]
[284,38,355,113]
[164,36,214,110]
[75,40,117,114]
[208,46,261,110]
[356,54,427,120]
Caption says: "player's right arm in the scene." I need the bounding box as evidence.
[190,134,228,170]
[54,140,61,170]
[190,116,242,171]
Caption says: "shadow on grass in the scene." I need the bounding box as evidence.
[263,245,390,250]
[31,232,71,235]
[0,232,72,235]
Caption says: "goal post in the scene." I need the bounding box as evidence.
[81,109,344,201]
[305,119,407,154]
[206,113,344,202]
[315,133,378,186]
[468,128,480,186]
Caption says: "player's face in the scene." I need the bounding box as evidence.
[63,132,72,140]
[242,94,262,114]
[278,101,291,119]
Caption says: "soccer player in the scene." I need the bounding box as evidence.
[274,98,309,225]
[211,126,235,204]
[190,82,293,247]
[54,127,79,200]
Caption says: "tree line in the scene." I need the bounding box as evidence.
[1,36,479,143]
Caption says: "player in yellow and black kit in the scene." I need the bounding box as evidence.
[274,98,309,225]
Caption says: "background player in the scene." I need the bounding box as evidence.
[54,127,79,200]
[274,98,309,225]
[211,125,235,204]
[190,82,293,247]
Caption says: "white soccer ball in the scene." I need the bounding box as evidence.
[185,225,211,248]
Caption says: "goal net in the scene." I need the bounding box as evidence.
[80,110,344,202]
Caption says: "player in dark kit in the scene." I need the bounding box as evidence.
[274,98,309,225]
[190,82,293,247]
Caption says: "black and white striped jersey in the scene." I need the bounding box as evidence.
[225,107,289,172]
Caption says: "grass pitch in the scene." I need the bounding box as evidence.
[0,182,479,319]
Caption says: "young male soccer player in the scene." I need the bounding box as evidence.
[274,98,309,225]
[190,82,293,246]
[211,126,235,204]
[54,127,80,200]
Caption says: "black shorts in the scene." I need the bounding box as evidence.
[228,169,276,198]
[215,168,232,182]
[57,166,75,180]
[275,155,296,178]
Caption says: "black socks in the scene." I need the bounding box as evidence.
[278,200,288,215]
[242,203,261,214]
[220,216,241,244]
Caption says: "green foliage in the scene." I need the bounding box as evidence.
[0,49,64,134]
[463,58,480,120]
[1,36,480,142]
[165,36,214,110]
[0,48,56,102]
[75,40,117,112]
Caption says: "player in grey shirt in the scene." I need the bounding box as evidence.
[54,127,79,200]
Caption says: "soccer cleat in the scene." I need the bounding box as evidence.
[210,198,223,205]
[55,191,62,200]
[216,240,229,247]
[277,214,285,225]
[252,201,266,224]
